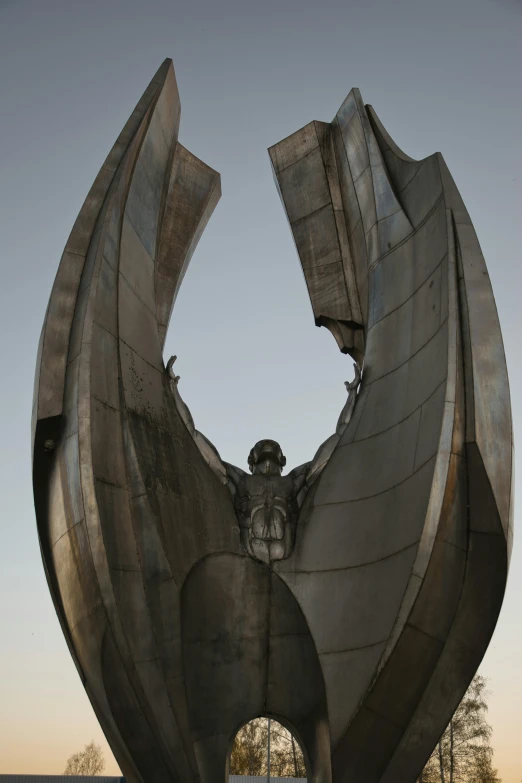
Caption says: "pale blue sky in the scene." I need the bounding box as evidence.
[0,0,520,779]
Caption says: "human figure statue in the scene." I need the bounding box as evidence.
[167,356,361,564]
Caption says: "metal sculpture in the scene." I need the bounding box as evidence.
[32,59,513,783]
[168,354,362,564]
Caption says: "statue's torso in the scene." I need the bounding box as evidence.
[234,473,298,564]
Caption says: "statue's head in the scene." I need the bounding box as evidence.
[248,439,286,476]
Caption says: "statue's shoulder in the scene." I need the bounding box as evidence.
[242,474,264,492]
[236,473,258,495]
[280,473,296,489]
[272,474,297,498]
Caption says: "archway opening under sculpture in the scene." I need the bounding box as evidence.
[228,716,308,779]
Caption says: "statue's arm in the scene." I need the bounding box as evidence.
[290,362,362,503]
[166,356,244,491]
[223,462,248,497]
[335,361,362,435]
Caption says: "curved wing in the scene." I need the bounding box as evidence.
[32,60,239,783]
[269,89,512,783]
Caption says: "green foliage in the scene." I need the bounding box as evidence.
[418,676,501,783]
[63,740,105,776]
[229,717,306,777]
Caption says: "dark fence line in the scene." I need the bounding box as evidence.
[0,777,306,783]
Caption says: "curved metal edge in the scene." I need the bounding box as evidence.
[272,91,452,760]
[156,143,221,348]
[32,59,172,442]
[271,91,512,783]
[33,78,167,783]
[32,59,224,783]
[268,120,365,361]
[331,130,511,783]
[32,62,173,783]
[365,104,418,164]
[370,157,512,778]
[439,157,513,547]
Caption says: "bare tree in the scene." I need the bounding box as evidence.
[229,718,268,775]
[229,717,306,777]
[270,721,306,777]
[417,676,501,782]
[63,740,105,776]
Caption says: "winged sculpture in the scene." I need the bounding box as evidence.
[32,59,513,783]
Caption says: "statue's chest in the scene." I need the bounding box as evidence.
[235,476,296,535]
